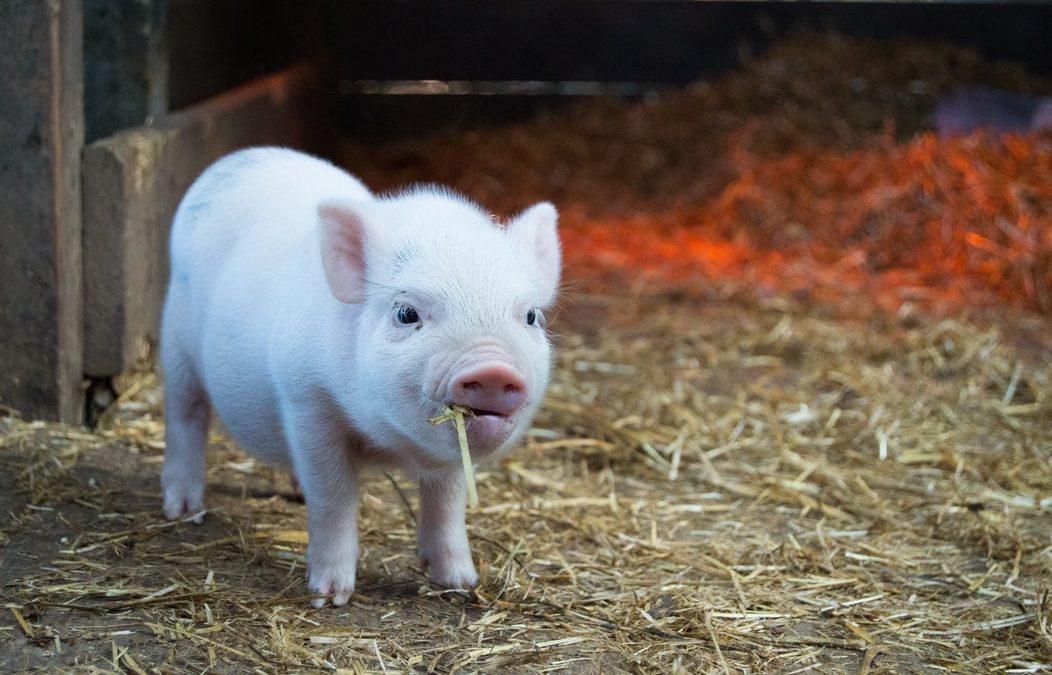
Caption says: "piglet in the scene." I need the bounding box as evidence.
[160,147,560,606]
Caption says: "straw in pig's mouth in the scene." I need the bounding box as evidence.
[429,404,481,507]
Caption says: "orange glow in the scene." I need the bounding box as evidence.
[560,132,1052,314]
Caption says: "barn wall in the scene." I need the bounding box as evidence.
[333,1,1052,139]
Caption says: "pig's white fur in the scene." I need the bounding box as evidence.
[160,147,559,606]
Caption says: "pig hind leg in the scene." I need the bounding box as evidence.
[160,342,211,523]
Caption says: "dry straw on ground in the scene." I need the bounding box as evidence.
[3,32,1052,673]
[2,298,1050,673]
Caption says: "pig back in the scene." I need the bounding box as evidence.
[164,148,373,460]
[169,148,371,295]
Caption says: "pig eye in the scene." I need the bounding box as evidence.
[395,305,420,325]
[526,308,546,328]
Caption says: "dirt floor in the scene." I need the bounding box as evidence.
[3,293,1051,673]
[3,32,1052,674]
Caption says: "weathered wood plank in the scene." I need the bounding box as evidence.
[82,61,331,377]
[84,0,169,142]
[341,93,586,141]
[0,0,85,423]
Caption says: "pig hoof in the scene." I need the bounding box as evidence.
[307,555,358,608]
[308,578,355,608]
[162,485,205,523]
[310,590,352,609]
[422,552,479,590]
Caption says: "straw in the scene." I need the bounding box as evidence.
[430,404,479,508]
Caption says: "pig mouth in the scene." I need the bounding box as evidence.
[454,407,518,454]
[465,407,507,419]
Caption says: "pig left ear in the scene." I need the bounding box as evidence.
[318,199,370,304]
[507,202,561,304]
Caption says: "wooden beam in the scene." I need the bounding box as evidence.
[0,0,85,423]
[82,62,330,377]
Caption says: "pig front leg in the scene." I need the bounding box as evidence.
[285,415,361,608]
[418,470,479,590]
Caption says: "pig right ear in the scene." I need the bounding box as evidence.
[319,199,369,304]
[506,202,561,304]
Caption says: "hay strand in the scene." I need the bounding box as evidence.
[430,404,479,508]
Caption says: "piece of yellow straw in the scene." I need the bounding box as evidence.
[429,405,479,508]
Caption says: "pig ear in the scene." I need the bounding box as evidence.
[319,199,370,304]
[507,202,561,303]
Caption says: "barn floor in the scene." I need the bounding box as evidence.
[3,32,1052,674]
[2,291,1051,673]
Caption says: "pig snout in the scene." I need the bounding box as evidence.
[449,361,527,418]
[428,345,537,456]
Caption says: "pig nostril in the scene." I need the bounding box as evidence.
[449,363,528,416]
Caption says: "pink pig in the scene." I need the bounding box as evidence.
[160,147,560,606]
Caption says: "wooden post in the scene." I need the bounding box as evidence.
[0,0,85,423]
[84,0,169,142]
